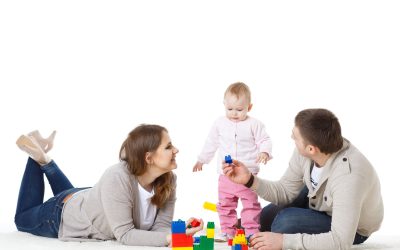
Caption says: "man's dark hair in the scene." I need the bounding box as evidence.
[295,109,343,154]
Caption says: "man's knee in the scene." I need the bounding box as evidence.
[259,203,283,232]
[270,208,300,234]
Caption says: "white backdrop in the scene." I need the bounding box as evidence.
[1,1,399,236]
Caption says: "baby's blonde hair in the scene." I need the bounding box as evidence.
[224,82,251,104]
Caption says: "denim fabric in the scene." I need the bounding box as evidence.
[259,186,368,245]
[14,158,87,238]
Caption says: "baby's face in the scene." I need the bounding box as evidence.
[224,94,251,122]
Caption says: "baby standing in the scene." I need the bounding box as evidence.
[193,82,272,238]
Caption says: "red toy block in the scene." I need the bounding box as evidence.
[172,233,193,247]
[190,218,201,228]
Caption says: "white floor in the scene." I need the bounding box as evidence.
[0,232,399,250]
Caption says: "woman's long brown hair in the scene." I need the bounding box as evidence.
[119,124,174,208]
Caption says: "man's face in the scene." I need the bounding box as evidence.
[291,126,309,157]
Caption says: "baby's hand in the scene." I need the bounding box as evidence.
[256,152,270,164]
[193,162,204,172]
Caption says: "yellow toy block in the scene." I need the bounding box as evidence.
[206,228,214,238]
[232,233,247,245]
[203,201,217,212]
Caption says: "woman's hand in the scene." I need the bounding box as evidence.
[249,232,283,250]
[166,234,172,247]
[222,159,252,185]
[167,218,203,246]
[185,217,204,235]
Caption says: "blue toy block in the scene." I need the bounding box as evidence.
[232,244,242,250]
[225,155,233,164]
[171,219,186,234]
[246,235,252,243]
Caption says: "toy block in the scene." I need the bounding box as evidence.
[188,218,201,228]
[206,228,214,239]
[172,219,186,234]
[206,222,215,239]
[198,235,214,250]
[225,155,233,164]
[172,247,193,250]
[172,220,215,250]
[193,245,202,250]
[231,245,248,250]
[232,233,247,245]
[172,234,193,247]
[232,236,245,245]
[229,227,249,250]
[203,202,217,212]
[246,235,252,244]
[203,237,214,247]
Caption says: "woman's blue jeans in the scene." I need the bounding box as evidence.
[259,186,368,245]
[14,158,87,238]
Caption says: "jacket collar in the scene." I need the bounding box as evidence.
[307,138,350,195]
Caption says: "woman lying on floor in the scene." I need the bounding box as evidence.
[14,125,202,247]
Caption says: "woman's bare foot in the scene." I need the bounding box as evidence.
[16,134,51,165]
[28,130,56,153]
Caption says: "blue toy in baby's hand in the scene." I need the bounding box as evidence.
[225,155,233,164]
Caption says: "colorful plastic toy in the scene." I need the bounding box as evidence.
[188,218,201,228]
[193,222,215,250]
[171,219,215,250]
[203,201,217,212]
[171,219,193,249]
[225,155,233,164]
[228,228,249,250]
